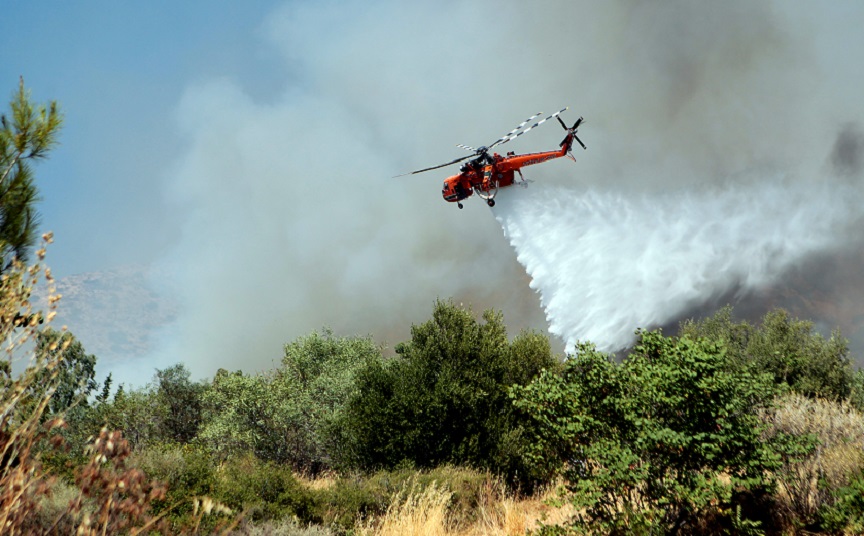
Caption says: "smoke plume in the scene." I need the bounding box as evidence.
[831,123,864,179]
[144,1,864,380]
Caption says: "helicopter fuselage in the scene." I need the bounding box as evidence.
[441,144,568,205]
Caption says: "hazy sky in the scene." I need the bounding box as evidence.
[2,2,284,275]
[2,2,863,384]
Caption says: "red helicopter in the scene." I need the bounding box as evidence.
[397,108,586,208]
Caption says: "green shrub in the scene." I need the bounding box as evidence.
[214,454,315,522]
[819,473,864,534]
[514,330,794,534]
[341,300,557,490]
[277,329,383,472]
[199,330,380,472]
[680,307,854,400]
[129,444,217,524]
[197,371,278,462]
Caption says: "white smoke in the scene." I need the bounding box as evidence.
[493,176,862,353]
[131,0,864,381]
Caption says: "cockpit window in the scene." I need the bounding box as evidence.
[443,182,449,190]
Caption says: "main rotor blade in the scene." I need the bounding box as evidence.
[487,112,542,149]
[574,135,586,150]
[492,107,569,149]
[393,153,473,177]
[456,144,476,152]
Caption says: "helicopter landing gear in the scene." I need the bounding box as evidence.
[487,199,495,207]
[458,202,463,209]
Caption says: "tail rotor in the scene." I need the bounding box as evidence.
[559,116,586,151]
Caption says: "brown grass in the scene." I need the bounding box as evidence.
[763,393,864,526]
[358,482,454,536]
[296,471,339,492]
[353,477,575,536]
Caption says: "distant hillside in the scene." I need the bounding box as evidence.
[32,253,864,377]
[35,265,178,367]
[665,248,864,366]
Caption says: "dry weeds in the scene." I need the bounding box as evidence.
[353,477,574,536]
[296,471,339,492]
[763,393,864,526]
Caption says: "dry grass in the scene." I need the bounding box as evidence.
[352,477,575,536]
[0,235,70,534]
[763,393,864,526]
[296,471,339,492]
[357,482,454,536]
[0,239,176,534]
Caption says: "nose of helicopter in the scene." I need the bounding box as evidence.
[442,175,465,202]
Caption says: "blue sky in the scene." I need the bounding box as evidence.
[2,2,284,275]
[2,2,864,385]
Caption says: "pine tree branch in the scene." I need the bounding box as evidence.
[0,152,21,187]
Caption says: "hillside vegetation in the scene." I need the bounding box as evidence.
[3,247,864,534]
[4,81,864,535]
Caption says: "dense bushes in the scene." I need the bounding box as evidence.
[513,330,798,534]
[341,300,557,489]
[198,330,379,471]
[680,306,855,400]
[128,446,501,533]
[129,444,218,523]
[9,266,864,535]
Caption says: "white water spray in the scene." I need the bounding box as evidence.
[493,177,860,353]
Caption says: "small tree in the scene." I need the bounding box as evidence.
[198,330,379,471]
[0,78,62,270]
[276,329,382,471]
[342,300,557,488]
[35,328,98,416]
[155,364,205,444]
[199,368,289,464]
[95,386,165,451]
[513,330,795,534]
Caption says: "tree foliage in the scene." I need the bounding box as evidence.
[513,330,796,534]
[342,300,557,488]
[198,369,283,463]
[35,328,98,416]
[0,78,62,270]
[199,330,380,472]
[680,306,854,400]
[98,386,165,450]
[154,364,205,444]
